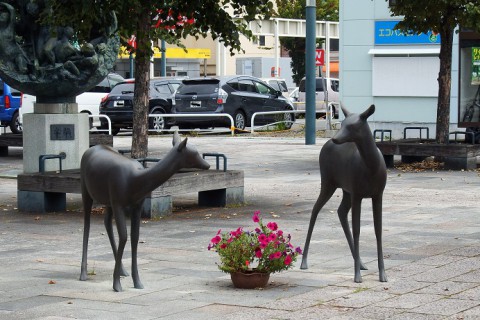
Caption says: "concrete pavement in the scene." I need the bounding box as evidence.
[0,134,479,319]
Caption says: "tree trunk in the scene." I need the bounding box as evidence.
[131,10,151,159]
[435,26,454,144]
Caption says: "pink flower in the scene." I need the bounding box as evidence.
[255,248,263,258]
[267,222,278,231]
[211,235,221,244]
[252,211,260,223]
[216,229,222,235]
[258,234,267,243]
[269,251,282,260]
[268,233,277,242]
[284,254,292,265]
[295,247,303,254]
[277,230,283,236]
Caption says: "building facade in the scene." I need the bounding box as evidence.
[340,0,480,139]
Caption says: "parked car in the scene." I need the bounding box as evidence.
[297,77,340,118]
[21,72,124,128]
[0,79,23,133]
[99,77,183,135]
[172,75,295,130]
[289,87,299,102]
[261,78,291,101]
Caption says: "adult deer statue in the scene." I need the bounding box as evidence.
[301,104,387,283]
[79,132,210,291]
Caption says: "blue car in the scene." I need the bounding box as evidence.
[0,79,22,133]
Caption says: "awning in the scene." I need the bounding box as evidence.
[368,48,440,55]
[322,61,339,72]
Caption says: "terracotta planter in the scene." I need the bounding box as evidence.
[230,271,270,289]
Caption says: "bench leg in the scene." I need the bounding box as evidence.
[143,196,172,219]
[382,155,394,168]
[198,187,244,207]
[444,156,477,170]
[17,191,66,212]
[0,146,8,157]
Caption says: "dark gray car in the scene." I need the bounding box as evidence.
[172,75,295,130]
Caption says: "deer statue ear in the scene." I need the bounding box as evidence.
[177,138,188,151]
[340,102,350,117]
[360,104,375,120]
[172,130,181,146]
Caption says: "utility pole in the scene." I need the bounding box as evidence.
[305,0,317,145]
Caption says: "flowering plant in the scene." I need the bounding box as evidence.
[208,211,302,274]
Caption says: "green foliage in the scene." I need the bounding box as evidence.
[388,0,480,35]
[275,0,339,85]
[208,211,302,274]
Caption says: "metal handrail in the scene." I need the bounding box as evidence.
[89,114,112,135]
[148,113,235,136]
[250,110,303,134]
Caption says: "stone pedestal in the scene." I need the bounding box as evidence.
[23,103,89,173]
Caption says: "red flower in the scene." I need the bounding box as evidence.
[252,211,260,223]
[284,254,292,265]
[255,248,263,258]
[267,222,278,231]
[211,235,221,244]
[268,233,277,242]
[220,243,227,249]
[245,260,250,267]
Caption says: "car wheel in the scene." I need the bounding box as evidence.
[283,110,294,129]
[9,112,22,133]
[234,110,246,130]
[149,109,166,132]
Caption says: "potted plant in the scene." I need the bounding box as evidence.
[208,211,302,289]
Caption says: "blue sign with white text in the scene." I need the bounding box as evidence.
[375,21,441,45]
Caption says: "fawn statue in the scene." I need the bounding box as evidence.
[301,104,387,283]
[79,132,210,291]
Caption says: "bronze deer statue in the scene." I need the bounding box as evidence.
[79,132,210,291]
[301,104,387,283]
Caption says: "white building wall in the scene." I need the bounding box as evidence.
[340,0,460,138]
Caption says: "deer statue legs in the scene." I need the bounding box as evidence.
[79,131,210,291]
[301,104,387,283]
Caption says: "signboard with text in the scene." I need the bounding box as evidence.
[374,21,441,45]
[315,49,325,66]
[472,47,480,85]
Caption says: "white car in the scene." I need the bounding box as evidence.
[21,73,124,129]
[296,77,340,118]
[261,78,291,102]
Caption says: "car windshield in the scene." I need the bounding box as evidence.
[177,80,219,95]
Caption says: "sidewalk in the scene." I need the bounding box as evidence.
[0,134,479,319]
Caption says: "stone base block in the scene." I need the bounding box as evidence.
[17,190,66,212]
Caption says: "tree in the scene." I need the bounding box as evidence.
[48,0,274,158]
[275,0,338,84]
[388,1,480,144]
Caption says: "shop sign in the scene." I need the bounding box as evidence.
[375,20,441,45]
[472,47,480,85]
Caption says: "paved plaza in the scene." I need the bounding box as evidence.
[0,134,479,319]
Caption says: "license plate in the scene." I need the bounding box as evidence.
[113,100,124,107]
[190,101,202,108]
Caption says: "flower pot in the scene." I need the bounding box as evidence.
[230,271,270,289]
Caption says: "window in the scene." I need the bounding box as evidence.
[238,79,256,92]
[259,35,266,46]
[154,83,172,95]
[255,82,272,94]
